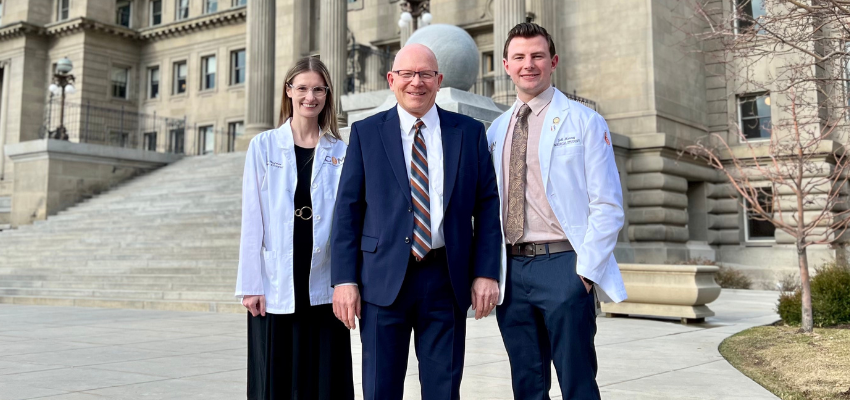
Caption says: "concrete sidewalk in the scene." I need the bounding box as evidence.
[0,289,779,399]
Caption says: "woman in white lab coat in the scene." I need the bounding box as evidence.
[235,56,353,400]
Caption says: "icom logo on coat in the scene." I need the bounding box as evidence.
[324,156,345,166]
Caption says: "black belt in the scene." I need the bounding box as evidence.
[410,247,447,263]
[507,240,573,257]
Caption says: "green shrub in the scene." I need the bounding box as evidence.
[714,266,753,289]
[776,262,850,327]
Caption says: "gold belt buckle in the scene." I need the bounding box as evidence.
[295,206,312,220]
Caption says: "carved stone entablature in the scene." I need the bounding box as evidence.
[0,6,246,43]
[45,18,138,40]
[139,7,246,42]
[0,22,46,41]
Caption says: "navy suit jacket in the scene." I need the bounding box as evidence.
[331,106,502,310]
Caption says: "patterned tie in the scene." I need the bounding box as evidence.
[505,104,532,245]
[410,119,432,260]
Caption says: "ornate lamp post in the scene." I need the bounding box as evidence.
[48,57,76,141]
[398,0,432,46]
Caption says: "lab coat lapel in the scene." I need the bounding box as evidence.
[539,91,570,189]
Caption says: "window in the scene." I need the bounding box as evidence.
[232,0,246,5]
[176,0,189,20]
[116,1,131,27]
[169,128,185,153]
[201,55,216,90]
[481,51,494,74]
[205,0,217,14]
[227,121,243,152]
[148,66,160,99]
[173,61,187,94]
[111,67,129,99]
[738,94,771,140]
[744,188,775,241]
[199,125,215,154]
[735,0,766,32]
[230,49,245,85]
[110,131,130,147]
[143,132,157,151]
[58,0,70,21]
[150,0,162,25]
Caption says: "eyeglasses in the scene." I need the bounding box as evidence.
[287,83,329,98]
[392,70,439,82]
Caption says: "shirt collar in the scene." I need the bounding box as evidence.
[398,104,439,135]
[513,86,555,118]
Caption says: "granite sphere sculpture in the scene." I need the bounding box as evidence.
[405,24,479,91]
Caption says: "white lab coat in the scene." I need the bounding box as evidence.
[487,89,628,304]
[234,120,348,314]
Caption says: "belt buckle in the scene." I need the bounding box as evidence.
[525,244,536,258]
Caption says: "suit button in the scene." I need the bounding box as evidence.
[405,237,410,243]
[408,206,412,213]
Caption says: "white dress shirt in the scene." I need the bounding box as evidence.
[398,105,445,249]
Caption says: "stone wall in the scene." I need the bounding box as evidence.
[4,139,181,227]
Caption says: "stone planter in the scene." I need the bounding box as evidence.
[600,264,721,324]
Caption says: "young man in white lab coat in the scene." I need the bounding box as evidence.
[487,22,628,400]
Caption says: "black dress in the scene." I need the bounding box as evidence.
[247,144,354,400]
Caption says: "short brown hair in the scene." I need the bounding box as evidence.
[278,56,341,141]
[502,22,556,60]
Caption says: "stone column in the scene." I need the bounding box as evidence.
[240,0,276,150]
[320,0,348,126]
[400,21,415,48]
[493,0,525,105]
[527,0,557,84]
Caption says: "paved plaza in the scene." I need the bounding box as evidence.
[0,289,779,400]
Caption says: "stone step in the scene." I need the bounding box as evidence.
[0,287,235,301]
[0,274,237,284]
[0,152,249,314]
[0,295,243,313]
[0,280,234,292]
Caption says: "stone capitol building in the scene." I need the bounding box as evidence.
[0,0,824,307]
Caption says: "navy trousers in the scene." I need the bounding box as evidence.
[359,249,466,400]
[496,251,600,400]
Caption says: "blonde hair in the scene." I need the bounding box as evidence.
[278,56,341,140]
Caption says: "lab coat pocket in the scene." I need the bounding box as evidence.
[553,145,583,158]
[360,235,378,253]
[262,250,277,281]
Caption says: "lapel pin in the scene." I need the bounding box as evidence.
[553,117,560,124]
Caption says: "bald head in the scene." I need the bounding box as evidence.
[392,44,439,72]
[387,43,443,118]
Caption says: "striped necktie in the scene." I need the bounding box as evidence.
[410,119,431,261]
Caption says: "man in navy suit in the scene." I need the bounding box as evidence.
[331,44,502,400]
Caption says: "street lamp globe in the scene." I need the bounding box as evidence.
[421,12,432,24]
[55,57,73,75]
[400,11,413,22]
[64,84,76,95]
[48,84,61,95]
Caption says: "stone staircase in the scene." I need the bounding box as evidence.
[0,152,246,313]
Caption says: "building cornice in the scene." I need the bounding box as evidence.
[0,6,246,43]
[45,18,138,39]
[0,22,46,41]
[139,7,246,42]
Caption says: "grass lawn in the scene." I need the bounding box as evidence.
[719,325,850,400]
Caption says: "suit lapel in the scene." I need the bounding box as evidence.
[539,91,570,188]
[439,108,462,209]
[492,104,516,184]
[378,107,412,205]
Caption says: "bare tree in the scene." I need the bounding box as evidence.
[682,0,850,333]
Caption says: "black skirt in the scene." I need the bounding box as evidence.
[247,305,354,400]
